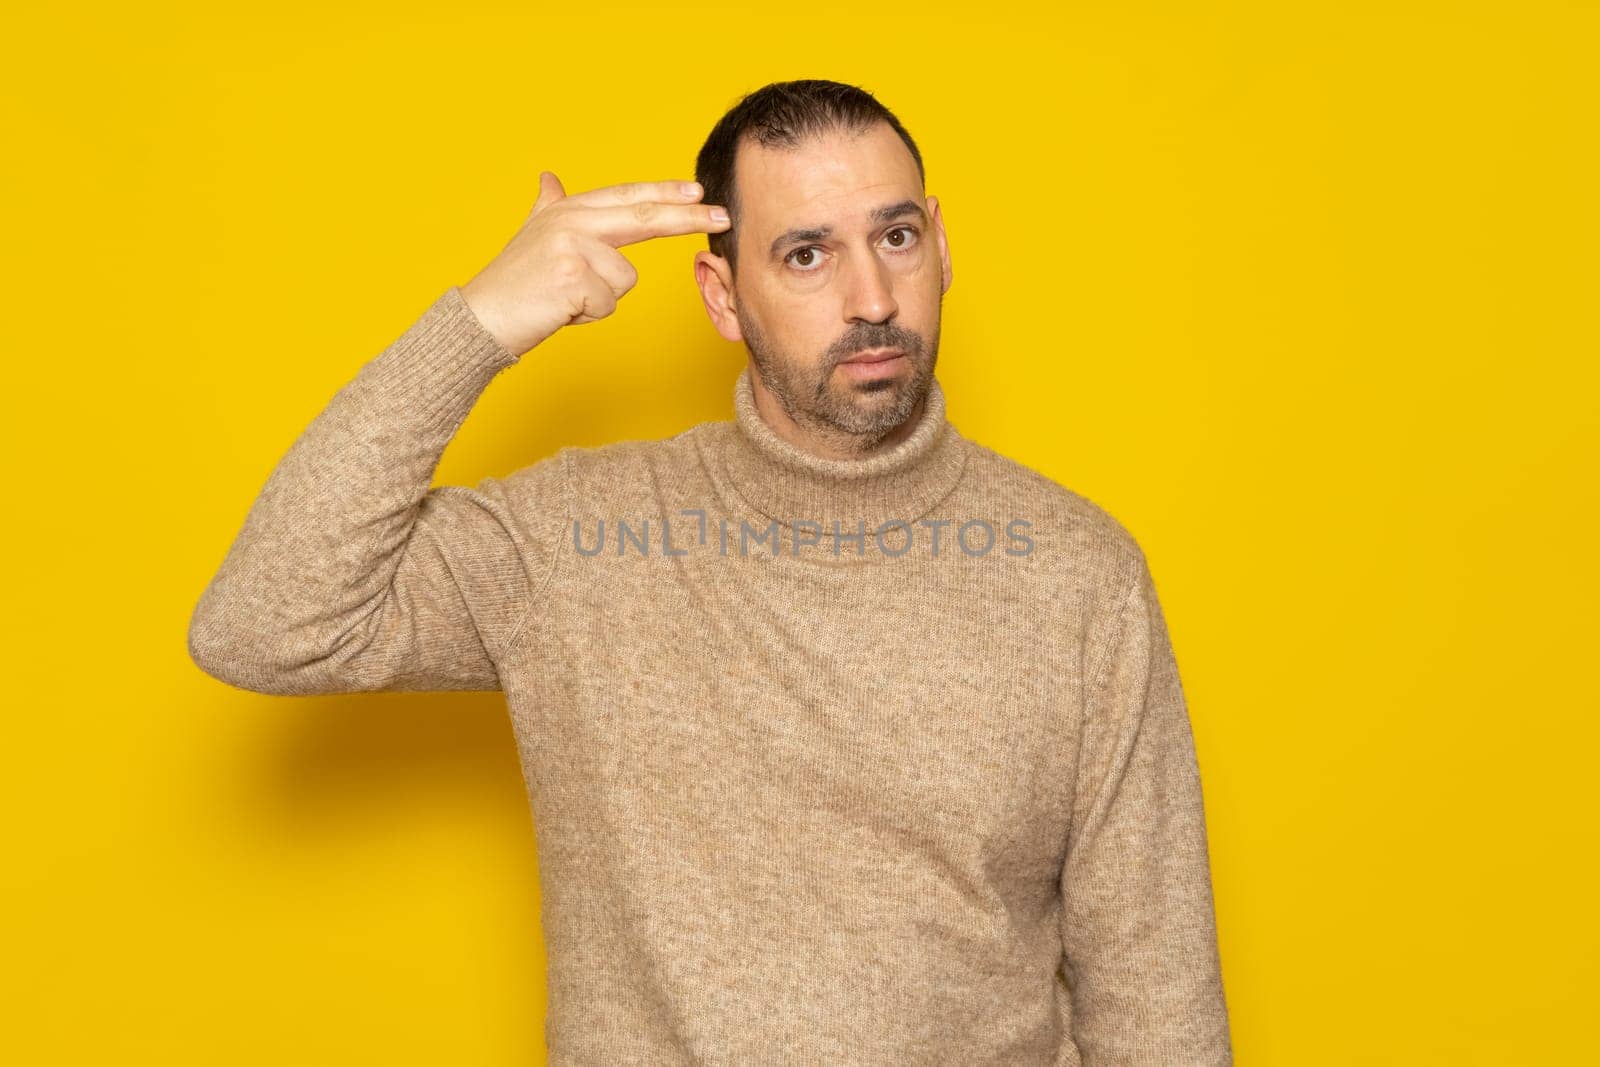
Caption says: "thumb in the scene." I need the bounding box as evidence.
[533,170,565,212]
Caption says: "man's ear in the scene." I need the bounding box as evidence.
[928,194,953,295]
[694,251,743,343]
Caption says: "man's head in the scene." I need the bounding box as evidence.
[693,80,953,457]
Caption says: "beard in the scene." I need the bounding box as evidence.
[736,301,941,443]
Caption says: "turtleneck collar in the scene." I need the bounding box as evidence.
[719,365,969,532]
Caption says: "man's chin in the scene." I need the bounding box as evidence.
[821,374,926,430]
[827,372,908,402]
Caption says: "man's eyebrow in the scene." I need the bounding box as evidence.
[767,199,928,259]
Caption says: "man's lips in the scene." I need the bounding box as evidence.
[841,348,905,364]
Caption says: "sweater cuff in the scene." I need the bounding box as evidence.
[361,286,522,431]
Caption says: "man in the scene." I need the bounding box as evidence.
[189,79,1233,1065]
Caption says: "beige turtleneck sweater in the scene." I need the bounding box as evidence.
[187,286,1232,1065]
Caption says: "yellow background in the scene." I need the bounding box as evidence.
[5,1,1596,1062]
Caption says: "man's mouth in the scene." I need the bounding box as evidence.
[841,348,905,364]
[837,348,909,382]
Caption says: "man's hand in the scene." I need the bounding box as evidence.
[459,171,731,358]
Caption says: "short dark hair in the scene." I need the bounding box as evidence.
[694,79,926,275]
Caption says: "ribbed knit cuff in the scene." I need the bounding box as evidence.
[361,286,522,432]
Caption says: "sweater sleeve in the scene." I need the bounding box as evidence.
[186,286,563,695]
[1059,550,1233,1064]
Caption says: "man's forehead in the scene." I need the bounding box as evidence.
[737,126,917,206]
[734,128,924,253]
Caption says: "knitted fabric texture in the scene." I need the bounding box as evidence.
[188,286,1233,1065]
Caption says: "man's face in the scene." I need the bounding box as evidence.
[696,121,953,441]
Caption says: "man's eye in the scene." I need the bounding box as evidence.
[884,225,919,249]
[787,246,823,270]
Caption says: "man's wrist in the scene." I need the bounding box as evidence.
[458,282,532,358]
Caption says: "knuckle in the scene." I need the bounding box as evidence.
[609,251,639,290]
[553,253,585,281]
[631,200,657,223]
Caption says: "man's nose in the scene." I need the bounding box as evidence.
[842,249,899,325]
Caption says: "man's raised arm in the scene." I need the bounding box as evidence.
[185,172,732,695]
[186,286,549,694]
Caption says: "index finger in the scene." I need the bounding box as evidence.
[565,179,709,207]
[585,200,732,248]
